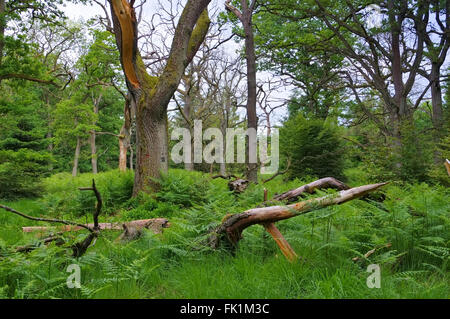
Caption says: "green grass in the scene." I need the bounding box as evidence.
[0,169,448,299]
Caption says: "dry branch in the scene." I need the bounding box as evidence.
[0,204,94,233]
[262,158,291,184]
[22,218,170,234]
[79,179,102,230]
[209,182,388,250]
[263,222,298,262]
[352,243,392,262]
[15,236,65,253]
[271,177,350,203]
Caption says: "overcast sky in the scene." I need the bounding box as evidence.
[60,0,292,128]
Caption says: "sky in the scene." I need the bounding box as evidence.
[60,0,292,129]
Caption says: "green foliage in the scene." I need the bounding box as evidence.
[280,114,345,180]
[40,170,133,217]
[428,129,450,186]
[0,83,53,198]
[0,169,448,298]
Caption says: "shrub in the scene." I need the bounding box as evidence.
[280,114,345,180]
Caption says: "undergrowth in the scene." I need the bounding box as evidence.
[0,169,448,298]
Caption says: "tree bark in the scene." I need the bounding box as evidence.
[0,0,5,67]
[263,222,298,261]
[90,99,101,174]
[109,0,211,194]
[226,0,258,183]
[22,218,169,234]
[90,131,98,174]
[242,3,258,183]
[72,137,81,177]
[209,182,388,249]
[271,177,349,203]
[119,97,132,172]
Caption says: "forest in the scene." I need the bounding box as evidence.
[0,0,449,300]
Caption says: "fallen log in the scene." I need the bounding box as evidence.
[211,174,250,194]
[22,218,170,234]
[209,182,388,252]
[15,235,65,253]
[271,177,349,203]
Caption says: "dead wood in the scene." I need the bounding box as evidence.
[263,222,298,262]
[116,218,170,242]
[209,182,388,251]
[228,179,250,194]
[15,235,65,253]
[1,179,102,257]
[262,158,291,184]
[79,179,102,230]
[271,177,350,203]
[352,243,392,262]
[22,218,170,234]
[0,204,94,233]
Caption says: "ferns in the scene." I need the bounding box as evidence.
[0,169,448,298]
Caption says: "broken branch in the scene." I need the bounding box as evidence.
[210,182,388,250]
[0,204,94,233]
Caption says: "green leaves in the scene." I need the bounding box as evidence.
[280,113,345,180]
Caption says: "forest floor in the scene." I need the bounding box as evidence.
[0,169,448,298]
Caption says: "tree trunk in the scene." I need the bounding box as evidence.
[242,2,258,183]
[119,97,132,172]
[183,76,194,171]
[72,137,81,177]
[0,0,5,67]
[209,181,388,250]
[133,105,169,194]
[119,136,127,171]
[430,63,444,164]
[90,131,98,174]
[130,144,134,171]
[90,99,100,174]
[109,0,211,195]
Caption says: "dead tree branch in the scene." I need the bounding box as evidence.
[209,181,388,256]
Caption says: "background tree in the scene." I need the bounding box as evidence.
[222,0,259,183]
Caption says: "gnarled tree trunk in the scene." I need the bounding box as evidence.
[209,179,387,261]
[109,0,211,194]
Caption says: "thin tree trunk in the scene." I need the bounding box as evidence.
[430,63,444,164]
[242,1,258,183]
[90,98,100,174]
[0,0,5,67]
[119,97,132,172]
[119,136,127,171]
[183,75,194,171]
[130,144,134,171]
[72,137,81,177]
[90,131,98,174]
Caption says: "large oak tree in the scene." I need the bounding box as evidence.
[107,0,211,194]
